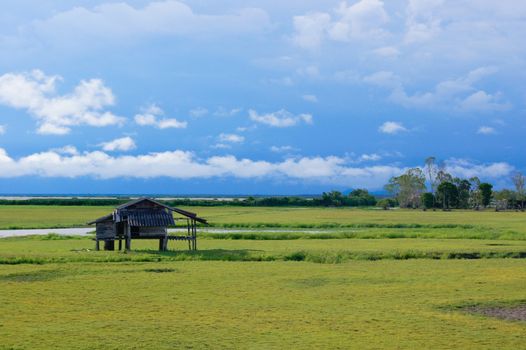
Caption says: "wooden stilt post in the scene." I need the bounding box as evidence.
[193,219,197,251]
[118,237,122,251]
[125,223,131,251]
[187,219,191,251]
[104,240,115,251]
[95,239,100,251]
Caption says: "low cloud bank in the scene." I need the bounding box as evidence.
[0,148,513,189]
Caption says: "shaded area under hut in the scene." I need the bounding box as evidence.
[88,198,207,251]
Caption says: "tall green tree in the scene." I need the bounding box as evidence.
[454,178,471,209]
[479,183,493,208]
[421,192,435,210]
[437,182,459,210]
[385,168,426,208]
[469,177,482,209]
[321,191,345,207]
[512,171,525,210]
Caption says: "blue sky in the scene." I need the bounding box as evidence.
[0,0,524,194]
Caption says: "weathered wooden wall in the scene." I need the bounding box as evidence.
[131,226,167,237]
[96,221,115,238]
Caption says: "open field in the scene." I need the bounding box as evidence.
[1,206,525,348]
[1,258,525,349]
[0,205,525,234]
[1,235,526,264]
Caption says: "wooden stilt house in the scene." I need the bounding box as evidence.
[88,198,207,251]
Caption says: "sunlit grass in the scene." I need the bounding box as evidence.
[0,259,525,349]
[1,207,526,348]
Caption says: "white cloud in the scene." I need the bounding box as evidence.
[218,133,244,143]
[460,91,511,112]
[30,1,270,42]
[328,0,389,42]
[189,107,208,118]
[0,147,515,188]
[477,126,496,135]
[302,94,318,103]
[0,147,400,186]
[270,145,297,153]
[378,121,407,134]
[359,153,382,161]
[372,46,400,58]
[0,125,5,135]
[365,67,511,112]
[214,107,242,117]
[134,104,187,129]
[445,158,514,179]
[268,76,294,86]
[51,145,79,156]
[293,0,389,48]
[363,71,400,89]
[249,109,313,128]
[404,0,444,44]
[292,12,331,49]
[99,136,136,152]
[0,70,124,135]
[211,143,231,150]
[296,66,320,78]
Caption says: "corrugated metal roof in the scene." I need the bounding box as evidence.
[87,213,113,225]
[120,209,175,227]
[88,198,208,226]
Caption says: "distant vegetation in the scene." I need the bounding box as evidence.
[0,157,523,210]
[384,156,525,211]
[0,189,377,208]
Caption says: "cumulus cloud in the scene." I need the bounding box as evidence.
[134,104,187,129]
[249,109,313,128]
[363,71,400,89]
[378,121,407,134]
[51,145,79,156]
[328,0,389,41]
[99,136,136,151]
[0,147,515,188]
[302,94,318,103]
[372,46,400,58]
[477,126,496,135]
[270,145,298,153]
[404,0,444,44]
[30,1,270,42]
[214,107,242,117]
[218,133,244,143]
[459,91,511,112]
[189,107,208,118]
[445,158,514,179]
[0,147,400,186]
[365,67,511,112]
[293,0,389,48]
[359,153,382,161]
[0,70,124,135]
[292,12,331,49]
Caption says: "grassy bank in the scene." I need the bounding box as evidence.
[2,235,526,265]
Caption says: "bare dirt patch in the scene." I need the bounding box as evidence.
[465,305,526,322]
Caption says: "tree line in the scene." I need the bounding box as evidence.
[0,190,377,208]
[383,156,525,211]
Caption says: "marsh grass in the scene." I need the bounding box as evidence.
[1,238,526,265]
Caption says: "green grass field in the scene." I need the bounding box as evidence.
[0,206,525,349]
[0,205,525,232]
